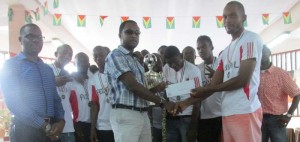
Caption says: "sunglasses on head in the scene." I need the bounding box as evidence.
[124,30,141,35]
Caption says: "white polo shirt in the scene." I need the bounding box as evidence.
[49,63,75,133]
[69,78,94,123]
[89,71,112,130]
[197,57,222,119]
[217,30,263,116]
[163,60,202,116]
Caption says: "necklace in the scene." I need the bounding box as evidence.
[176,61,186,101]
[227,31,245,64]
[98,72,109,103]
[203,57,216,83]
[52,63,66,99]
[80,80,90,106]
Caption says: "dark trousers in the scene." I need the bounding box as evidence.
[13,118,52,142]
[74,121,91,142]
[96,130,115,142]
[167,116,192,142]
[152,127,162,142]
[197,117,222,142]
[262,114,287,142]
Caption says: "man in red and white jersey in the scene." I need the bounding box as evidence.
[163,46,202,142]
[89,46,115,142]
[176,1,264,142]
[69,52,97,142]
[49,44,75,142]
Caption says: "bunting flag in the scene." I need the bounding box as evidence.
[192,16,201,28]
[77,15,86,27]
[283,12,292,24]
[121,16,129,23]
[53,14,62,26]
[243,19,248,27]
[99,16,107,26]
[25,11,32,23]
[166,17,175,29]
[262,14,269,25]
[43,1,48,15]
[143,17,152,29]
[8,8,13,22]
[216,16,224,28]
[32,8,40,21]
[53,0,59,9]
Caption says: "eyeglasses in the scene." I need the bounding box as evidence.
[24,34,45,41]
[124,30,141,36]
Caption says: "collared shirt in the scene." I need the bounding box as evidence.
[104,46,148,108]
[0,53,64,128]
[258,65,300,115]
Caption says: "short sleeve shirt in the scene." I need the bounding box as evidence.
[104,46,148,108]
[217,30,263,116]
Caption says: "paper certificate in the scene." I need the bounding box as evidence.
[166,79,198,98]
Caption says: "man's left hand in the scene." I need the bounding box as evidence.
[277,115,292,128]
[47,120,65,140]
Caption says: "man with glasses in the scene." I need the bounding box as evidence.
[0,23,65,142]
[104,20,174,142]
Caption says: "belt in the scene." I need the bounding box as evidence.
[112,104,148,112]
[166,115,192,120]
[263,113,282,117]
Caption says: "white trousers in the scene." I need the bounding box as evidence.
[110,108,152,142]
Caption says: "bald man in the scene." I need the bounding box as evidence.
[49,44,75,142]
[258,45,300,142]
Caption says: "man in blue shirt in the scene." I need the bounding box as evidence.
[0,23,65,142]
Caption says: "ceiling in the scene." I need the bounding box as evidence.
[1,0,300,62]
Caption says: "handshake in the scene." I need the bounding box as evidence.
[162,101,189,116]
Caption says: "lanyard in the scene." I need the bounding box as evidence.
[98,73,108,96]
[203,57,216,82]
[227,31,245,64]
[52,63,66,92]
[81,80,89,98]
[176,62,186,83]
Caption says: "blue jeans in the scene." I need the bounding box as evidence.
[60,132,75,142]
[167,116,191,142]
[262,114,287,142]
[152,127,162,142]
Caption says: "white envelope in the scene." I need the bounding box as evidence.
[166,79,197,98]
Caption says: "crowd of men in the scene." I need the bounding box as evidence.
[1,1,300,142]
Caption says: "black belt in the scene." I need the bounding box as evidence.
[263,113,282,117]
[112,104,148,112]
[166,115,192,120]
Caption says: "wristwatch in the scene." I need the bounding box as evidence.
[159,98,165,108]
[286,113,292,118]
[45,123,52,133]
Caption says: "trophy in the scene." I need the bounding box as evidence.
[144,54,164,105]
[144,53,167,142]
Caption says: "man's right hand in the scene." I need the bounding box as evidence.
[171,101,189,115]
[90,128,98,142]
[55,76,72,86]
